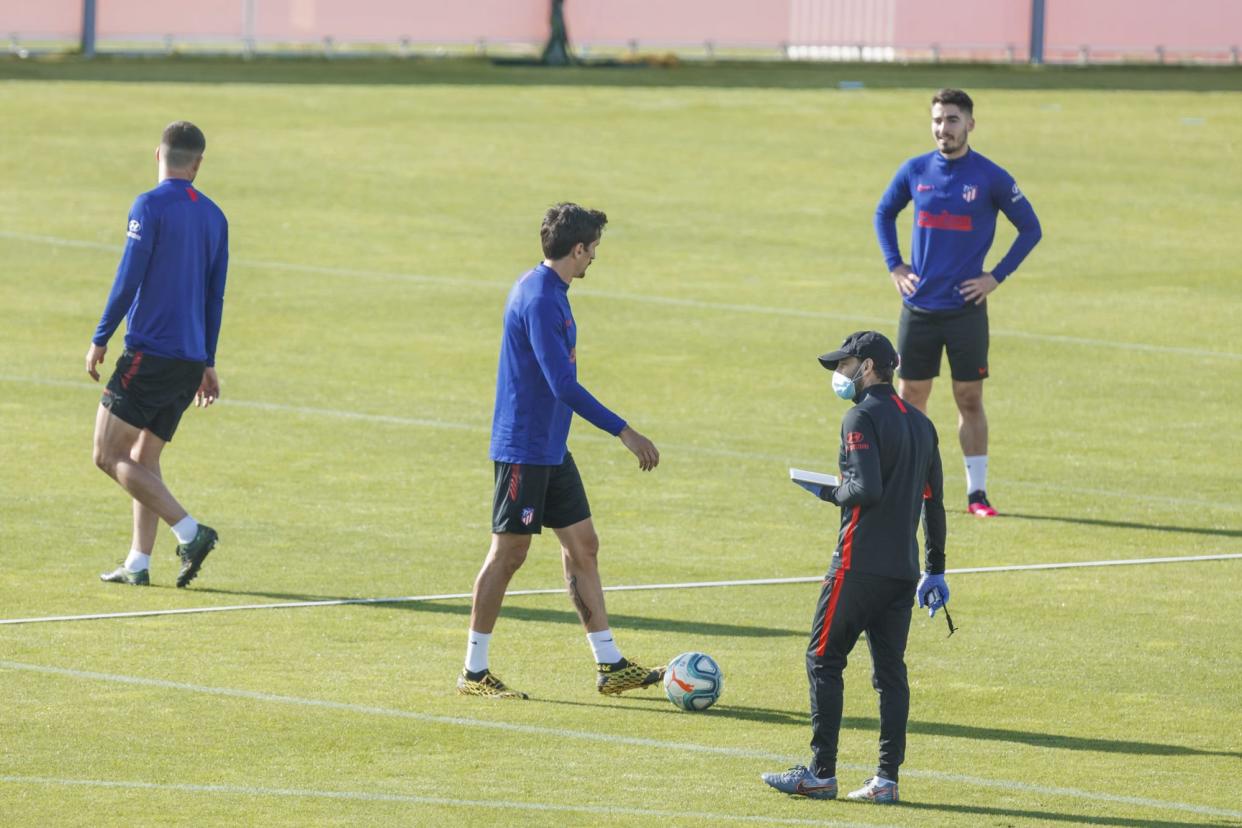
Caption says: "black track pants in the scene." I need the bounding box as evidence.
[805,560,916,781]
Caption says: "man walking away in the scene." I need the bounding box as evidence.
[88,121,228,588]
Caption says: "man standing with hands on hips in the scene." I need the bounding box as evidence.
[874,88,1041,516]
[762,331,948,804]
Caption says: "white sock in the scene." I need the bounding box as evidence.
[587,629,623,665]
[124,549,150,573]
[171,515,198,545]
[465,630,491,674]
[964,455,988,495]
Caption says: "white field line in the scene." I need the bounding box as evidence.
[0,775,883,827]
[0,375,788,464]
[1,660,1239,821]
[1,554,1239,627]
[4,373,1240,513]
[4,229,1240,362]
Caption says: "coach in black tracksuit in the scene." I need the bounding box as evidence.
[789,331,948,802]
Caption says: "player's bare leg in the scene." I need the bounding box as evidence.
[130,429,166,556]
[469,533,531,634]
[897,378,933,414]
[952,379,987,455]
[94,406,218,586]
[554,518,609,633]
[458,533,531,698]
[92,405,187,526]
[952,379,995,516]
[555,517,664,694]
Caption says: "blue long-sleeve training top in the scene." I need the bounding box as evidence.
[92,178,229,365]
[490,263,627,465]
[874,149,1041,311]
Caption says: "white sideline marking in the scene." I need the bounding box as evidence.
[1,554,1239,627]
[0,775,880,827]
[0,375,789,464]
[4,229,1240,362]
[4,373,1240,512]
[1,661,1239,821]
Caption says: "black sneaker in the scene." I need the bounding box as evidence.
[967,490,997,517]
[176,524,218,588]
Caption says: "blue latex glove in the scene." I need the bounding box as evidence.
[916,573,949,617]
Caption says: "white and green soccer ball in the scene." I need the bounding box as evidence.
[663,651,723,711]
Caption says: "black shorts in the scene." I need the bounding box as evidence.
[101,349,204,443]
[492,452,591,535]
[897,302,989,382]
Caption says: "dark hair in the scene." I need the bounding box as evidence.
[541,203,607,259]
[161,121,206,169]
[872,361,895,384]
[931,88,974,116]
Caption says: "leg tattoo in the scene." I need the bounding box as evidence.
[567,575,592,625]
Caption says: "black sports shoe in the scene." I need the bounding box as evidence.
[176,524,218,588]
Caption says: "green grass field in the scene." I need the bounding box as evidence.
[1,57,1240,826]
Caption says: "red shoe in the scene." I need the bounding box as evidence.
[968,490,997,517]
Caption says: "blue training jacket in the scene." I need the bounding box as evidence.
[490,264,626,465]
[93,178,229,365]
[874,149,1041,311]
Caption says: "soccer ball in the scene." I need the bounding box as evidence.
[663,652,723,711]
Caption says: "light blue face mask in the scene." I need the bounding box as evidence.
[831,362,866,400]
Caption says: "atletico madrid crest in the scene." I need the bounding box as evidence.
[521,507,535,526]
[962,184,978,203]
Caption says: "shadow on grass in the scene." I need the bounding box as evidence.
[1,56,1240,92]
[519,685,1242,762]
[898,801,1235,828]
[189,586,805,639]
[1003,512,1242,540]
[528,694,809,727]
[841,716,1242,759]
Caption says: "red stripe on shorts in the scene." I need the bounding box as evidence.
[120,351,144,390]
[508,465,521,502]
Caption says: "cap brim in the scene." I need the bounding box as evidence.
[818,349,850,370]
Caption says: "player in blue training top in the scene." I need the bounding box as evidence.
[457,203,664,700]
[874,88,1041,517]
[87,121,228,588]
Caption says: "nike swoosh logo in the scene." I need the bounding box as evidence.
[795,781,835,794]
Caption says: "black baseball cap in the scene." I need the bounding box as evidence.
[818,330,899,372]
